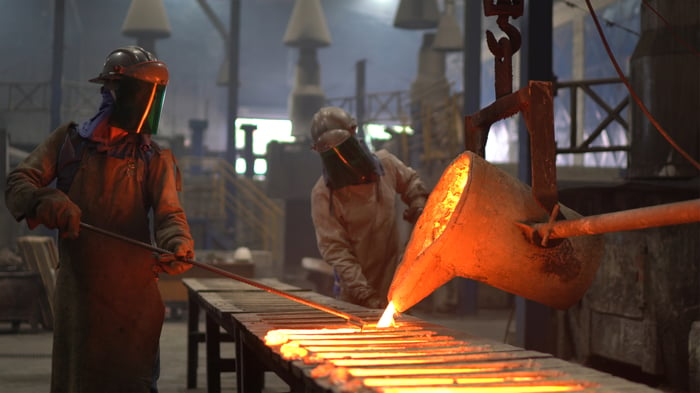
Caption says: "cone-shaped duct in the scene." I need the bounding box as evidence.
[283,0,332,48]
[217,57,241,87]
[122,0,171,38]
[411,33,449,103]
[433,0,463,51]
[288,48,326,137]
[394,0,439,30]
[388,151,604,312]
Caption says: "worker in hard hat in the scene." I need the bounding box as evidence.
[4,46,194,393]
[309,106,429,309]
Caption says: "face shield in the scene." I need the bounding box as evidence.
[108,61,168,134]
[314,129,383,189]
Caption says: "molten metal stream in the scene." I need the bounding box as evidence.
[80,222,367,326]
[377,302,397,327]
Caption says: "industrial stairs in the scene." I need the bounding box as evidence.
[178,156,283,264]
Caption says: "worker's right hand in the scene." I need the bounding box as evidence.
[152,252,192,275]
[156,237,194,275]
[30,188,81,239]
[403,199,426,224]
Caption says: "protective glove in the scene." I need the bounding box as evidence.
[362,294,388,309]
[29,188,81,239]
[403,203,425,224]
[355,287,388,309]
[153,237,194,275]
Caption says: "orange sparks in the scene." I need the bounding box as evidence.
[279,342,308,360]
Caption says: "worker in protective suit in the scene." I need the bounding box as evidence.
[310,107,429,309]
[5,46,194,393]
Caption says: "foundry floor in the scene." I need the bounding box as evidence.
[0,308,514,393]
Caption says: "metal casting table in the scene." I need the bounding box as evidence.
[184,277,663,393]
[183,277,308,392]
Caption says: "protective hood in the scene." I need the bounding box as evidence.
[319,129,384,189]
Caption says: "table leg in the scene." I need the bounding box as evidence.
[186,289,201,389]
[205,313,222,393]
[239,330,265,393]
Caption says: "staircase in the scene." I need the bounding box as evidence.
[178,156,283,264]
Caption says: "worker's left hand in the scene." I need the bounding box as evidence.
[153,253,191,275]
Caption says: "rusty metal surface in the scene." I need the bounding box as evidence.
[464,81,559,213]
[483,0,523,99]
[532,198,700,243]
[389,151,603,312]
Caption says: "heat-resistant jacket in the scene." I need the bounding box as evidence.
[5,122,193,392]
[310,149,428,305]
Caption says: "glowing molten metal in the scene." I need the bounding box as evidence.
[376,301,397,328]
[388,151,605,313]
[263,321,597,392]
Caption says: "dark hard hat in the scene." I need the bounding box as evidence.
[89,46,168,85]
[310,107,357,147]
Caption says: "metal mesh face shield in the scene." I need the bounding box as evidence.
[109,76,167,134]
[319,135,382,189]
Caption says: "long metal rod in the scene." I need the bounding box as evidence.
[534,199,700,241]
[80,222,366,326]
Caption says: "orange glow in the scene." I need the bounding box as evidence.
[266,321,595,392]
[279,342,308,359]
[376,385,586,393]
[302,342,462,352]
[344,367,545,377]
[328,367,351,384]
[331,353,515,367]
[377,302,397,327]
[310,360,533,378]
[264,327,360,345]
[294,336,457,347]
[281,332,427,341]
[421,157,470,252]
[310,363,335,378]
[301,345,488,360]
[363,375,549,386]
[264,326,434,345]
[388,153,473,313]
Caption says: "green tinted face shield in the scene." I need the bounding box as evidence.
[110,76,167,134]
[319,135,382,189]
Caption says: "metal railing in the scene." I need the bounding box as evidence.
[0,80,99,120]
[554,77,629,154]
[0,81,50,112]
[328,78,630,162]
[327,89,412,124]
[2,77,630,254]
[1,76,631,158]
